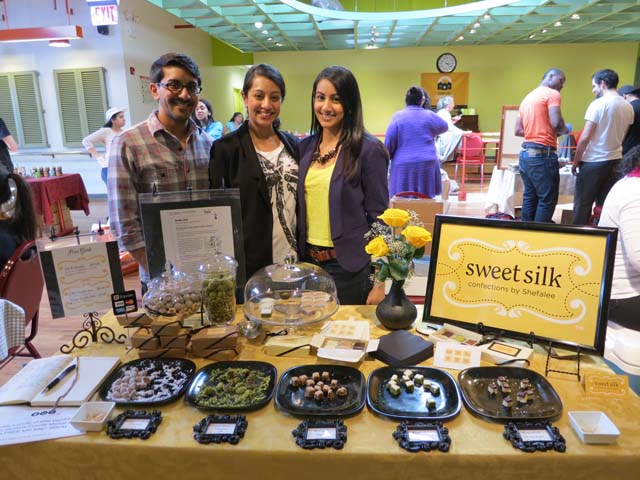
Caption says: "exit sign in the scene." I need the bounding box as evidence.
[90,5,118,26]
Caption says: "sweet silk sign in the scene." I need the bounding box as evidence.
[424,217,617,354]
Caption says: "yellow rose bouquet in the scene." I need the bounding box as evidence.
[364,208,432,283]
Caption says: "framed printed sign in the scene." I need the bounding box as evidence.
[423,216,617,354]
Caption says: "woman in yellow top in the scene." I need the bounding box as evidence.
[297,66,389,305]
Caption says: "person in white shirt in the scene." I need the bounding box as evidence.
[435,95,465,163]
[598,145,640,394]
[82,107,127,186]
[571,69,634,225]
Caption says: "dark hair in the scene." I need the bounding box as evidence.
[0,172,36,242]
[150,53,202,85]
[542,68,563,80]
[421,88,432,109]
[310,65,365,181]
[405,86,424,106]
[229,112,242,122]
[619,144,640,177]
[242,64,286,100]
[592,69,619,89]
[103,111,120,129]
[193,98,214,129]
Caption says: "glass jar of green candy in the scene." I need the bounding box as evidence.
[197,239,238,325]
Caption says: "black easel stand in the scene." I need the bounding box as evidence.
[60,311,126,354]
[544,341,581,380]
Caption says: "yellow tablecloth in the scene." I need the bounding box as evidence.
[1,306,639,480]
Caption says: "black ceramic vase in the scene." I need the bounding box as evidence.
[375,280,417,330]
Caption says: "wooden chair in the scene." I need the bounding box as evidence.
[454,133,486,186]
[0,241,44,367]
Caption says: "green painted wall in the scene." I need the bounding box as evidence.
[230,42,638,135]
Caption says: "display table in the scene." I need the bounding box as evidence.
[1,306,639,480]
[485,165,576,218]
[26,174,90,234]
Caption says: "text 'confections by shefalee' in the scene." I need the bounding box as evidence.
[465,264,562,288]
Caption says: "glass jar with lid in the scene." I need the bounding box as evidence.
[143,264,201,321]
[243,254,339,327]
[197,239,238,326]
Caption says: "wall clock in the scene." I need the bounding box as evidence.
[436,53,457,73]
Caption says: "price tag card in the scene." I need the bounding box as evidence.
[293,419,347,450]
[504,421,566,453]
[393,421,451,453]
[193,415,247,445]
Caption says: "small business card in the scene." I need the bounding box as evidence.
[583,373,629,398]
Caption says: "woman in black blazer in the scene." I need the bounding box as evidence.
[297,66,389,305]
[209,64,299,280]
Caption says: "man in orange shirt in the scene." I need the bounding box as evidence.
[515,68,569,222]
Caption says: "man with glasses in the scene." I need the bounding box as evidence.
[108,53,212,290]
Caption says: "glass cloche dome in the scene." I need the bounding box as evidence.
[243,255,339,326]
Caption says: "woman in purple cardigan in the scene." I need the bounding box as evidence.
[297,66,389,305]
[385,86,448,198]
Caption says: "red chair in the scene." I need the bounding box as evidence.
[454,133,486,186]
[0,241,44,368]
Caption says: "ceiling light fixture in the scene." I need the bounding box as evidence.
[554,21,562,27]
[267,37,273,41]
[261,30,269,35]
[571,14,580,20]
[254,21,263,28]
[48,39,71,48]
[541,28,547,33]
[483,14,491,20]
[474,22,481,28]
[275,42,282,47]
[456,35,464,41]
[0,25,83,44]
[470,29,476,34]
[529,34,536,39]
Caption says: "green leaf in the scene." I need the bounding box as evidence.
[388,258,409,281]
[377,263,390,282]
[414,246,425,259]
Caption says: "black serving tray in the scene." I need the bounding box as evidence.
[458,366,563,422]
[185,361,277,411]
[275,364,366,417]
[367,366,461,421]
[99,358,196,406]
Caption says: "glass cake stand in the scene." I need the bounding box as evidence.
[243,256,339,329]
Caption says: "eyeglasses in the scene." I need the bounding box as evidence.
[156,80,202,95]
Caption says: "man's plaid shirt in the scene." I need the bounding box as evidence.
[108,111,213,253]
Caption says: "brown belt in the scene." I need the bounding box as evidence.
[306,244,337,262]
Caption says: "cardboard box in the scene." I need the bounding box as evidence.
[389,197,446,254]
[263,335,313,358]
[149,318,183,336]
[116,312,153,327]
[158,329,191,348]
[130,328,161,350]
[190,326,238,351]
[191,345,240,360]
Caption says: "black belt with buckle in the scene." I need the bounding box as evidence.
[522,143,556,155]
[306,243,336,262]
